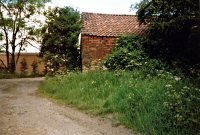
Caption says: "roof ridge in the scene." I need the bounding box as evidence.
[82,12,136,17]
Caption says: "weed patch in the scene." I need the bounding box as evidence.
[40,71,200,135]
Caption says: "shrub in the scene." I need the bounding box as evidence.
[31,60,39,75]
[44,53,78,75]
[20,58,28,75]
[104,35,143,70]
[104,35,167,72]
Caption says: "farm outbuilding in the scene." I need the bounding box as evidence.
[81,12,146,71]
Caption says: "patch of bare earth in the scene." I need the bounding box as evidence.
[0,78,136,135]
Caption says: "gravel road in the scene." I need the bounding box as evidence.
[0,78,135,135]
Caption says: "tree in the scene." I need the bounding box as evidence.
[40,6,82,73]
[0,0,50,72]
[134,0,200,72]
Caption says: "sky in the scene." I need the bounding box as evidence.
[50,0,141,15]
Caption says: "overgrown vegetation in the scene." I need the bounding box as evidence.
[104,35,166,72]
[41,33,200,135]
[41,71,200,135]
[104,34,200,134]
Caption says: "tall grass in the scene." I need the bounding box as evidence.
[40,70,200,135]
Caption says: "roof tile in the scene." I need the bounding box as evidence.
[82,12,146,37]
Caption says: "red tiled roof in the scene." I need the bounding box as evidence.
[82,12,146,37]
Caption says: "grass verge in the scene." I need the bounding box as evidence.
[40,70,200,135]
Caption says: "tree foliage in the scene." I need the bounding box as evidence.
[135,0,200,73]
[40,7,82,74]
[0,0,50,72]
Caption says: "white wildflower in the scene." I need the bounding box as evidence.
[183,86,190,89]
[165,84,172,88]
[174,76,181,81]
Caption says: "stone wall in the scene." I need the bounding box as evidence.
[81,35,116,71]
[0,53,45,74]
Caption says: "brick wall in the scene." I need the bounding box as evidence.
[0,53,45,74]
[81,35,116,71]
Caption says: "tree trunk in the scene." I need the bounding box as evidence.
[10,30,17,72]
[6,44,9,70]
[10,46,16,73]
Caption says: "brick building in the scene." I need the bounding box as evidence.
[81,12,146,71]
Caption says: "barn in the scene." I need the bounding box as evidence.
[81,12,146,71]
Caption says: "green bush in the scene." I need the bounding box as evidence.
[104,35,167,72]
[104,35,143,70]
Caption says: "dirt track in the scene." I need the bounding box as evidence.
[0,78,134,135]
